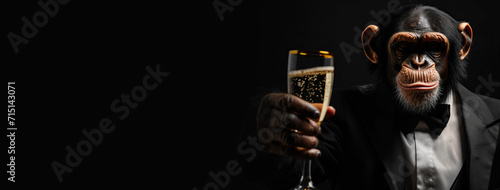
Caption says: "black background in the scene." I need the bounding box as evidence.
[4,0,499,189]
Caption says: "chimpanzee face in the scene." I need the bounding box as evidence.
[389,15,450,113]
[361,6,472,114]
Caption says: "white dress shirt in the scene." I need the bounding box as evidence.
[400,91,463,190]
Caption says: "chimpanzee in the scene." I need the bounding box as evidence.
[248,5,500,190]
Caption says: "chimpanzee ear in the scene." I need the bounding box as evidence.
[458,22,473,60]
[362,25,380,64]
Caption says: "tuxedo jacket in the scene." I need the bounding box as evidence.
[245,84,500,190]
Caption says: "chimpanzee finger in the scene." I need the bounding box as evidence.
[276,130,319,149]
[265,141,321,159]
[281,113,320,136]
[284,94,321,119]
[311,104,336,120]
[262,93,320,119]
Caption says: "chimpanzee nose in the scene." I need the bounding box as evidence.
[410,54,428,70]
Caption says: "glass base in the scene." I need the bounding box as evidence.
[292,186,316,190]
[292,178,316,190]
[291,159,318,190]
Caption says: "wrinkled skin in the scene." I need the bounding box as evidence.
[256,93,334,159]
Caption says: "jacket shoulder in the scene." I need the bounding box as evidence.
[458,84,500,126]
[478,94,500,125]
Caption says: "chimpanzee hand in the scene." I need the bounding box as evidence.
[257,93,335,159]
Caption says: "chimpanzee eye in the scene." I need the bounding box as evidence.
[427,42,444,58]
[393,42,411,59]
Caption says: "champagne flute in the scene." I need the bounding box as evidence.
[287,50,334,190]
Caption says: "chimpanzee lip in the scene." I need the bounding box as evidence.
[398,81,439,90]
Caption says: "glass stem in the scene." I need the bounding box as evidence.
[297,159,315,189]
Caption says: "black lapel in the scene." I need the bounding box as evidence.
[457,84,499,190]
[358,83,408,190]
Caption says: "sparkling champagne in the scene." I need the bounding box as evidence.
[288,66,334,122]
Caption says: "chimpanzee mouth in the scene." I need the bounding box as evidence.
[398,81,439,90]
[397,64,440,91]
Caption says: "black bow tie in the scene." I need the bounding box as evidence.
[398,104,451,137]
